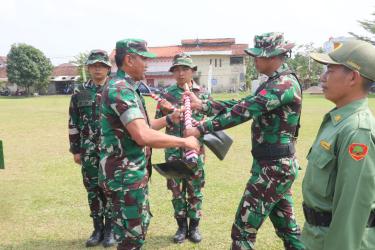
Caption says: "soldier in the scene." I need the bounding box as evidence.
[155,53,208,243]
[99,39,200,250]
[68,49,116,247]
[185,32,305,250]
[301,40,375,250]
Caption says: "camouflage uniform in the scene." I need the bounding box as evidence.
[155,82,208,220]
[197,33,304,250]
[69,80,110,219]
[99,39,156,249]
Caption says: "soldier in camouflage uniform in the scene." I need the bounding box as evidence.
[68,49,116,247]
[185,32,305,250]
[155,54,208,244]
[99,39,200,250]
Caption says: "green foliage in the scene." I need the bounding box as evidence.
[70,52,89,83]
[245,57,258,90]
[6,43,53,95]
[349,10,375,45]
[287,44,324,89]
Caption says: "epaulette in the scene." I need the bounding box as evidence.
[358,111,372,130]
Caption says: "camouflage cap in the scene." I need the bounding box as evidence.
[169,53,197,72]
[116,38,156,58]
[245,32,295,58]
[310,40,375,82]
[86,49,111,67]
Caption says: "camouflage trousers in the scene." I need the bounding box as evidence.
[167,155,205,219]
[110,186,151,250]
[231,157,305,250]
[81,153,111,219]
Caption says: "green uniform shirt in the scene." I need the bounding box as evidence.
[154,82,208,161]
[68,80,104,154]
[99,70,150,191]
[302,98,375,250]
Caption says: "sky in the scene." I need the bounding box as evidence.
[1,0,374,65]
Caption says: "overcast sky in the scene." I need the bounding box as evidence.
[1,0,374,65]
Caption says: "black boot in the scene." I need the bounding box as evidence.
[102,218,116,248]
[85,217,104,247]
[173,218,188,243]
[188,218,202,243]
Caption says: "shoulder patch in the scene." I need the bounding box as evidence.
[348,143,368,161]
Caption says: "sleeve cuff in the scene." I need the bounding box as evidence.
[70,146,81,154]
[198,120,214,134]
[119,107,144,126]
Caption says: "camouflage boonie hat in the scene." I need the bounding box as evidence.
[245,32,295,58]
[116,38,156,58]
[169,53,197,72]
[86,49,111,67]
[310,40,375,82]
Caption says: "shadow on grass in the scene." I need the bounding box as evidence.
[0,238,115,250]
[0,235,176,250]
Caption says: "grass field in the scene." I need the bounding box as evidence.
[0,94,374,250]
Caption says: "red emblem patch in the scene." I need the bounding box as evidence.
[259,89,267,96]
[348,143,368,161]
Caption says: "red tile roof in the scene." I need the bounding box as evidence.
[109,38,248,60]
[181,38,235,45]
[52,63,78,76]
[0,56,6,65]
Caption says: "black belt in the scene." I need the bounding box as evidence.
[251,143,295,160]
[303,203,375,227]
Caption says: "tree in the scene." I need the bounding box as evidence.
[349,10,375,45]
[245,57,258,91]
[287,43,324,89]
[7,43,53,95]
[70,52,89,83]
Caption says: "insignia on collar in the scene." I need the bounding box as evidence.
[348,143,368,161]
[320,140,331,150]
[334,115,342,122]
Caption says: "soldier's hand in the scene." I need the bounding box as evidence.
[159,99,174,111]
[184,136,200,152]
[170,108,183,124]
[184,127,201,138]
[73,154,81,165]
[184,91,202,110]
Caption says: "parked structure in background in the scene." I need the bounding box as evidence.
[109,38,248,93]
[49,63,79,94]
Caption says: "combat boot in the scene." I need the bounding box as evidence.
[85,217,104,247]
[173,218,188,243]
[102,218,116,248]
[188,218,202,243]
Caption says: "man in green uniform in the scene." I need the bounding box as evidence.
[301,39,375,250]
[99,39,200,250]
[155,53,208,243]
[68,49,116,247]
[185,32,305,250]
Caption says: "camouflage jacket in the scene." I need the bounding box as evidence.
[198,63,302,148]
[99,70,151,191]
[68,80,105,155]
[155,82,209,160]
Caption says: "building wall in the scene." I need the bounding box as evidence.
[192,55,246,92]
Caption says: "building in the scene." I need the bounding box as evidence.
[49,63,79,94]
[109,38,248,93]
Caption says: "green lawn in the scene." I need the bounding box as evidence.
[0,94,374,250]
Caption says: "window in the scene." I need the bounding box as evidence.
[215,59,217,67]
[230,57,243,65]
[210,59,212,65]
[220,59,222,67]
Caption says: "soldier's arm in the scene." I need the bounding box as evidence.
[189,92,239,116]
[68,94,81,155]
[197,77,300,134]
[110,87,198,150]
[323,129,375,250]
[126,118,199,151]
